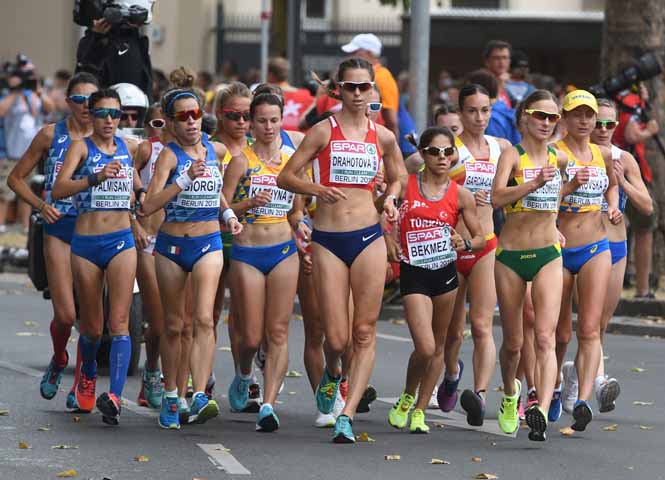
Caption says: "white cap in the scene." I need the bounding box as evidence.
[341,33,382,57]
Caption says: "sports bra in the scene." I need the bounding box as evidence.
[449,135,501,201]
[504,144,561,214]
[312,116,381,192]
[557,140,608,213]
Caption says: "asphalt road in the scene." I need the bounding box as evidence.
[1,273,663,480]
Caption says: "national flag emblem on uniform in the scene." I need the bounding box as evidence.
[169,245,180,255]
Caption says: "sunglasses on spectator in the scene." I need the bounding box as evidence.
[367,102,382,113]
[148,118,166,129]
[595,120,618,130]
[172,108,204,122]
[121,112,139,121]
[91,108,122,119]
[422,145,456,157]
[68,94,90,104]
[338,81,375,93]
[222,109,250,122]
[525,109,561,122]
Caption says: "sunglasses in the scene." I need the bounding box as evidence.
[595,120,618,130]
[367,102,382,113]
[68,94,90,104]
[422,145,456,157]
[148,118,166,129]
[222,109,250,122]
[172,108,204,122]
[121,112,139,121]
[91,108,122,119]
[525,109,561,122]
[338,81,375,93]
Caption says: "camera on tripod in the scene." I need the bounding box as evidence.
[0,54,38,91]
[73,0,153,29]
[589,52,662,99]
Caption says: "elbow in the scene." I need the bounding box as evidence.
[642,200,654,216]
[491,193,503,209]
[276,172,290,191]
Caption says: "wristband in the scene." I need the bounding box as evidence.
[175,173,193,190]
[297,217,313,230]
[222,208,237,226]
[464,239,472,252]
[87,173,101,187]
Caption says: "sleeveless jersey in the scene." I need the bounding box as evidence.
[601,145,627,213]
[232,145,294,224]
[164,137,222,223]
[312,116,380,191]
[399,173,459,270]
[504,144,562,214]
[74,136,133,214]
[449,135,501,201]
[44,120,77,216]
[557,140,608,213]
[139,137,164,187]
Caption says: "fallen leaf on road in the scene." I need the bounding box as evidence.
[639,425,654,430]
[356,432,375,443]
[288,391,296,395]
[602,424,618,432]
[430,459,450,464]
[0,409,9,416]
[384,455,401,461]
[560,427,575,436]
[493,386,504,392]
[275,400,284,405]
[38,426,51,431]
[625,466,635,471]
[292,314,303,321]
[631,367,646,373]
[633,401,654,406]
[285,370,303,378]
[217,346,231,352]
[18,441,30,449]
[520,423,529,430]
[390,318,406,325]
[463,329,472,339]
[134,455,150,462]
[56,470,78,478]
[52,444,79,449]
[24,320,38,327]
[474,474,498,479]
[433,421,445,428]
[72,416,81,423]
[16,331,44,337]
[471,457,482,462]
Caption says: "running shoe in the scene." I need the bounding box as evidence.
[66,390,79,411]
[437,360,464,412]
[205,373,216,399]
[158,395,180,430]
[428,386,439,409]
[96,392,121,426]
[518,395,525,421]
[525,404,548,442]
[549,388,562,422]
[76,372,97,413]
[254,344,266,373]
[228,374,251,412]
[189,392,219,424]
[498,379,521,434]
[561,361,578,414]
[409,408,429,434]
[137,386,149,407]
[596,377,621,413]
[316,369,341,415]
[388,392,415,429]
[571,400,593,431]
[177,397,190,423]
[526,389,538,409]
[242,383,262,413]
[142,366,163,409]
[460,390,485,426]
[40,353,68,400]
[356,385,377,413]
[256,404,279,432]
[332,414,355,443]
[314,410,336,428]
[332,389,345,418]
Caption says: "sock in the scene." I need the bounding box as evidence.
[109,335,131,397]
[194,390,206,399]
[165,388,178,398]
[554,384,562,393]
[50,320,72,367]
[79,335,100,378]
[236,366,252,381]
[70,342,82,393]
[445,370,459,382]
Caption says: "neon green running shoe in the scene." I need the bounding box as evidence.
[388,392,415,429]
[409,408,429,434]
[498,379,521,434]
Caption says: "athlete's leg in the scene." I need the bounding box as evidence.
[137,251,163,371]
[443,276,466,378]
[555,270,575,385]
[299,264,324,393]
[634,229,652,296]
[403,294,434,397]
[518,286,536,391]
[599,257,626,376]
[176,277,193,399]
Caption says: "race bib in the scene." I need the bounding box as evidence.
[463,161,496,199]
[329,140,379,185]
[406,226,457,270]
[248,174,294,218]
[563,166,608,207]
[175,165,222,209]
[52,160,72,205]
[522,167,561,211]
[91,165,133,209]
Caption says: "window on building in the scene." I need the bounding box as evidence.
[451,0,501,7]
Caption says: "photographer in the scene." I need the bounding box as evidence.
[75,1,154,102]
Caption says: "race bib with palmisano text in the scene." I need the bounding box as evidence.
[91,165,133,209]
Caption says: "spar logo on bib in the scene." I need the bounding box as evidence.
[523,167,542,181]
[465,161,495,174]
[331,141,367,154]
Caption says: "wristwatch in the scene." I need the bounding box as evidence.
[464,239,472,252]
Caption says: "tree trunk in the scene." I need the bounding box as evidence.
[602,0,665,287]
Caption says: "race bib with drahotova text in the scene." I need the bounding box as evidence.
[329,141,379,185]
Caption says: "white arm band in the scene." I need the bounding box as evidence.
[222,208,237,226]
[175,173,193,190]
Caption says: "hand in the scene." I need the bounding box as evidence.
[572,167,590,187]
[384,234,402,263]
[301,252,313,275]
[536,165,556,187]
[99,160,121,181]
[295,219,312,253]
[131,221,150,250]
[250,190,272,208]
[557,229,566,248]
[92,18,112,34]
[613,158,625,186]
[608,207,623,225]
[474,190,490,207]
[229,218,243,235]
[187,158,206,180]
[40,204,63,224]
[646,119,659,136]
[451,228,467,252]
[383,197,399,223]
[317,185,348,204]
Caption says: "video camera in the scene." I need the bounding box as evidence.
[73,0,152,29]
[0,54,38,91]
[589,52,662,99]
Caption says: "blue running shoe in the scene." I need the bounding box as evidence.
[159,395,180,430]
[549,389,562,422]
[316,369,341,415]
[228,375,251,412]
[66,390,79,410]
[256,403,279,432]
[177,398,190,424]
[189,392,219,424]
[40,354,68,400]
[333,414,355,443]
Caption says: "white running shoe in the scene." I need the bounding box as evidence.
[595,377,621,413]
[428,386,439,409]
[332,389,345,418]
[561,361,578,414]
[314,410,336,428]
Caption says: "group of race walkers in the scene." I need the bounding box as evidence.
[5,46,653,445]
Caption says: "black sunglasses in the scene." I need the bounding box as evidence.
[121,112,139,121]
[338,81,375,93]
[422,145,456,157]
[222,109,250,122]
